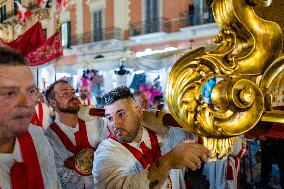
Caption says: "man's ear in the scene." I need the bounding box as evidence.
[49,99,56,109]
[136,105,143,116]
[35,90,40,101]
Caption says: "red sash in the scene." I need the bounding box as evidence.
[87,98,91,106]
[226,146,247,180]
[109,129,172,188]
[9,132,44,189]
[31,102,43,128]
[109,129,161,169]
[79,98,91,106]
[50,119,94,154]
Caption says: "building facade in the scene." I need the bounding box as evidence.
[0,0,283,96]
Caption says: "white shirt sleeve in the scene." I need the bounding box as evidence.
[93,128,192,189]
[93,140,151,189]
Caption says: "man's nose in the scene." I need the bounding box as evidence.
[112,116,123,129]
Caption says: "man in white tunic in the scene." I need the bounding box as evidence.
[31,100,52,130]
[78,86,93,106]
[202,136,247,189]
[0,47,61,189]
[93,86,211,189]
[45,80,105,189]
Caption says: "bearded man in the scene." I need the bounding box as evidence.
[92,86,211,189]
[45,80,105,189]
[79,86,93,106]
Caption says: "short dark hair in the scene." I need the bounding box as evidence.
[45,80,68,104]
[0,47,28,66]
[103,86,135,106]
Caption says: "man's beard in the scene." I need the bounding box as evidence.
[80,94,87,100]
[114,117,141,143]
[115,129,136,143]
[57,98,80,114]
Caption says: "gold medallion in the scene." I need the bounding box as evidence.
[75,148,94,175]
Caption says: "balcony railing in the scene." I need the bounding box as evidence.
[70,27,122,46]
[66,14,215,46]
[129,17,171,37]
[180,11,215,28]
[129,14,215,37]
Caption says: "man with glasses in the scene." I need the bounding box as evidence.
[0,47,61,188]
[45,80,106,189]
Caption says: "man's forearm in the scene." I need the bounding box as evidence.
[147,153,172,189]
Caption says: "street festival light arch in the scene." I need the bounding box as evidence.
[166,0,284,159]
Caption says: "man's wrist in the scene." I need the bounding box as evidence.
[161,151,174,169]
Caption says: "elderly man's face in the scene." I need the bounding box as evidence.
[0,66,37,138]
[51,82,80,114]
[105,98,143,143]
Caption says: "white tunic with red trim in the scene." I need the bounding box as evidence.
[202,136,247,189]
[93,127,194,189]
[31,102,52,130]
[44,117,106,189]
[0,125,61,189]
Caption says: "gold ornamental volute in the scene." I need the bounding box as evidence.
[166,0,284,158]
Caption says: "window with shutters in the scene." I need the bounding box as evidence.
[0,4,6,23]
[93,10,103,41]
[61,21,71,47]
[145,0,159,34]
[14,0,21,16]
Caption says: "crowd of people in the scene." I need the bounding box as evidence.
[0,47,283,189]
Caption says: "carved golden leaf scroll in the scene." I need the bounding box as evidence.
[166,0,284,159]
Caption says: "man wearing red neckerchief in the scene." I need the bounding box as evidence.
[79,86,92,106]
[45,80,105,189]
[31,90,52,130]
[93,86,211,189]
[0,47,61,189]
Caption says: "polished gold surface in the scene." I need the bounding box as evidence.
[75,148,94,175]
[166,0,284,158]
[261,111,284,124]
[202,137,238,159]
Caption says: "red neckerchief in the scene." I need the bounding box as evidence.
[109,129,161,169]
[50,118,94,154]
[79,98,91,106]
[31,102,43,128]
[9,132,45,189]
[226,146,247,180]
[109,129,172,188]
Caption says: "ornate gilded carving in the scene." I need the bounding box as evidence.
[166,0,284,158]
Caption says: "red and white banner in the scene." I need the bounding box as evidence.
[8,21,45,56]
[27,31,63,66]
[36,0,48,8]
[54,0,69,11]
[0,22,63,66]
